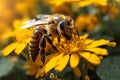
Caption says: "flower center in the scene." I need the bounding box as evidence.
[59,36,86,55]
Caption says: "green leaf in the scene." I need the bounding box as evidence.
[97,55,120,80]
[0,58,14,77]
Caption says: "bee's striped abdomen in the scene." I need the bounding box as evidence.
[29,27,43,62]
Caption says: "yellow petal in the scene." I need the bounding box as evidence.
[13,19,29,29]
[45,0,79,6]
[88,54,101,65]
[84,39,94,44]
[25,59,41,76]
[79,52,91,59]
[87,39,110,48]
[85,75,90,80]
[95,0,107,6]
[2,42,18,56]
[78,0,94,7]
[44,53,64,73]
[80,34,89,39]
[78,0,107,7]
[107,42,116,47]
[15,42,27,54]
[70,54,79,68]
[45,53,57,64]
[45,0,66,6]
[55,54,69,72]
[80,52,100,65]
[1,32,14,39]
[24,38,30,43]
[35,68,45,78]
[85,48,108,55]
[73,67,81,77]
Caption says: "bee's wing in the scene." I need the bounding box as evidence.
[23,19,36,24]
[36,14,50,20]
[21,19,50,29]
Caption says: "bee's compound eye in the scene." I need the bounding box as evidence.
[60,22,65,31]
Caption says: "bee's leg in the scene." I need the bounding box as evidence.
[39,35,46,64]
[46,36,58,52]
[39,34,58,64]
[73,27,79,36]
[58,36,60,43]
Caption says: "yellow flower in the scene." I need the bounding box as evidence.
[25,54,44,77]
[43,34,116,75]
[115,0,120,2]
[15,0,38,16]
[0,22,13,46]
[25,53,56,78]
[98,3,119,20]
[78,0,108,7]
[44,0,107,7]
[75,15,98,32]
[2,19,33,56]
[44,0,79,6]
[51,5,72,16]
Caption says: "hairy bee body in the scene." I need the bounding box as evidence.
[21,14,77,64]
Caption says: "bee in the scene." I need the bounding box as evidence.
[21,14,77,64]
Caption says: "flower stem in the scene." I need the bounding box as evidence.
[78,57,88,80]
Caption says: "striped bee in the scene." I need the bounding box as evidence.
[21,14,77,64]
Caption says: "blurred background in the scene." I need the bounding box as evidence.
[0,0,120,80]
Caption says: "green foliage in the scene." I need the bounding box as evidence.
[0,56,36,80]
[97,55,120,80]
[0,57,14,78]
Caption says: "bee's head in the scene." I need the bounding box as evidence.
[58,16,75,40]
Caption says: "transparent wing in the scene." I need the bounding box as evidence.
[21,19,50,29]
[36,14,50,20]
[23,19,36,24]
